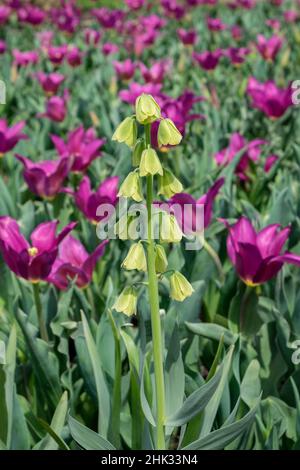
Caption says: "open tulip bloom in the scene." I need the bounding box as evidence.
[222,217,300,286]
[0,119,28,156]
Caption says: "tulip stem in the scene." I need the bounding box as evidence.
[145,124,166,450]
[203,239,225,285]
[32,283,49,342]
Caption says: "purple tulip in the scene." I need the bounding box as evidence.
[50,0,80,34]
[0,119,27,156]
[51,126,105,173]
[256,34,283,61]
[221,217,300,286]
[48,235,108,290]
[119,82,163,105]
[125,0,145,10]
[15,154,71,199]
[224,47,250,65]
[113,59,136,81]
[231,25,243,41]
[161,0,185,20]
[207,17,227,32]
[247,77,292,119]
[177,28,198,46]
[0,217,76,282]
[74,175,119,224]
[84,28,102,46]
[66,46,83,67]
[36,31,54,50]
[215,132,267,180]
[17,6,45,25]
[13,50,39,67]
[140,60,171,84]
[42,92,69,122]
[102,43,119,56]
[47,45,68,65]
[92,8,124,29]
[0,40,6,55]
[193,50,223,71]
[0,6,11,24]
[265,19,281,31]
[284,10,299,23]
[35,72,65,96]
[160,178,224,235]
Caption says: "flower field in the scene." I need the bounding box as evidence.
[0,0,300,452]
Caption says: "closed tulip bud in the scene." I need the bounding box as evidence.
[155,244,168,273]
[158,169,183,198]
[135,93,161,124]
[140,147,163,177]
[170,271,194,302]
[160,213,183,243]
[132,138,145,167]
[118,171,143,202]
[122,242,147,271]
[158,118,182,147]
[112,116,137,148]
[113,286,137,316]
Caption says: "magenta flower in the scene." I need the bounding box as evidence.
[224,47,250,65]
[66,46,83,67]
[119,82,162,105]
[215,132,267,180]
[0,119,27,156]
[74,175,119,224]
[247,77,292,119]
[265,19,281,31]
[164,178,225,235]
[13,50,39,67]
[50,0,80,34]
[17,6,45,25]
[47,45,68,65]
[221,217,300,286]
[113,59,136,81]
[0,217,76,282]
[256,34,283,61]
[0,40,6,54]
[207,17,227,31]
[15,154,71,200]
[264,154,278,173]
[284,10,299,23]
[161,0,185,19]
[42,92,69,122]
[231,25,243,41]
[125,0,145,10]
[35,72,65,96]
[92,8,124,29]
[177,28,198,46]
[48,235,108,290]
[51,126,105,173]
[193,50,223,71]
[84,28,102,46]
[140,60,171,84]
[36,31,54,50]
[102,43,119,56]
[0,6,11,24]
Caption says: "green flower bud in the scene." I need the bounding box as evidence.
[140,147,163,177]
[132,139,145,167]
[158,169,183,198]
[135,93,161,124]
[118,171,143,202]
[159,213,183,243]
[121,242,147,271]
[158,118,182,147]
[112,116,137,148]
[155,244,168,273]
[169,271,194,302]
[113,286,137,316]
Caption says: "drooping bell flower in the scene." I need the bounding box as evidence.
[0,217,76,282]
[42,91,69,122]
[221,217,300,286]
[17,6,45,25]
[47,45,68,65]
[161,178,224,235]
[51,126,105,173]
[224,47,250,65]
[102,42,119,56]
[74,175,119,224]
[13,50,39,67]
[113,59,136,81]
[35,72,65,96]
[48,235,108,290]
[206,17,227,32]
[177,28,198,46]
[139,60,171,84]
[0,119,27,156]
[247,77,292,119]
[66,46,83,67]
[193,50,223,71]
[15,154,71,200]
[255,34,283,61]
[84,28,102,46]
[215,132,267,180]
[0,6,11,24]
[0,40,6,55]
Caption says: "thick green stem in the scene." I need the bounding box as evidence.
[32,283,49,342]
[145,124,166,450]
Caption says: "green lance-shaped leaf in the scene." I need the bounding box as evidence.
[68,415,115,451]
